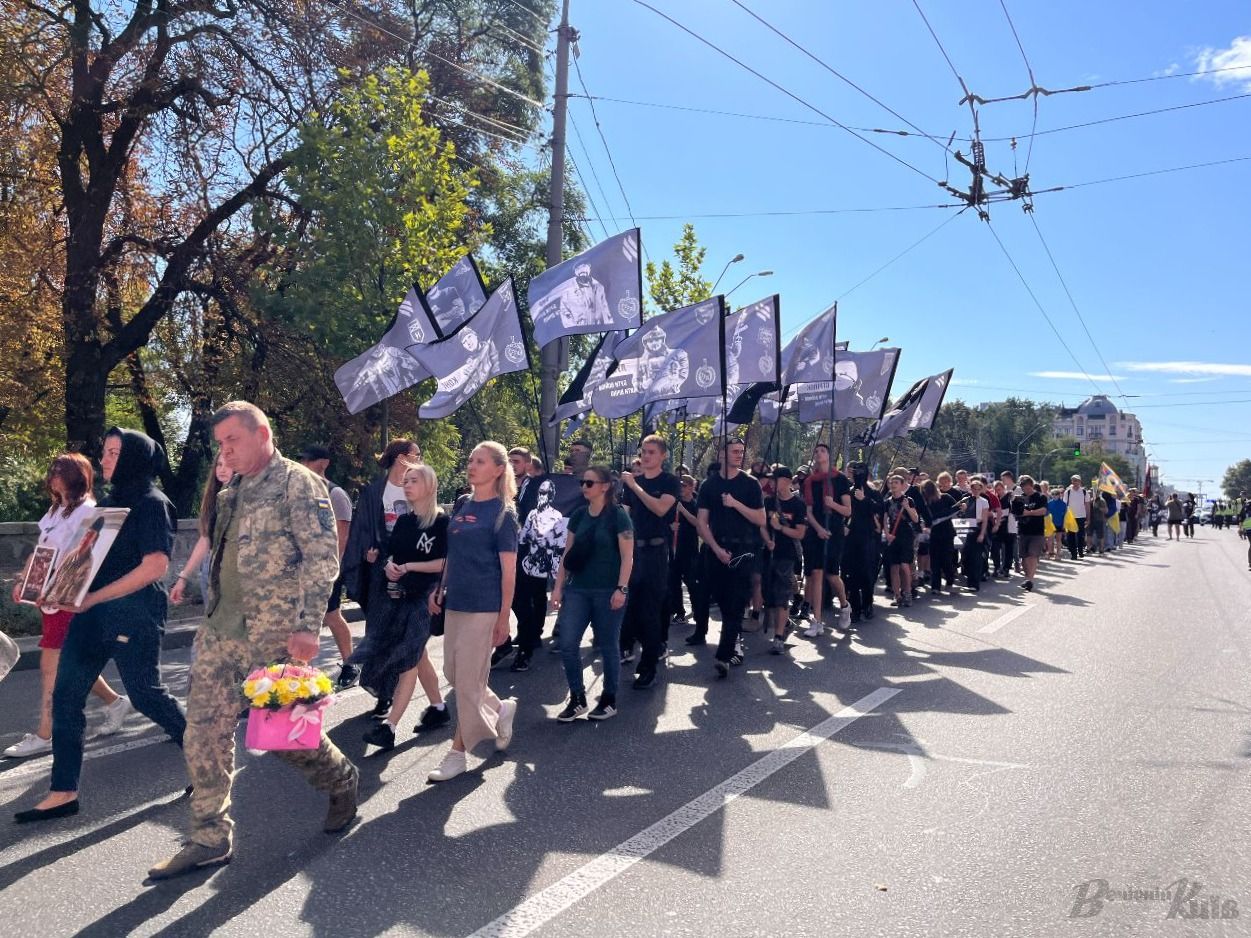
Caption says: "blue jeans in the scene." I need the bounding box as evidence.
[50,600,186,792]
[557,587,624,698]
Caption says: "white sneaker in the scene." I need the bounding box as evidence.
[496,698,517,751]
[95,695,132,737]
[802,620,822,638]
[4,733,53,758]
[427,748,467,783]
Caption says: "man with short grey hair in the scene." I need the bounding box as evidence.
[149,401,358,881]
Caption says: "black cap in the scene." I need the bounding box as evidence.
[300,444,332,462]
[769,465,794,480]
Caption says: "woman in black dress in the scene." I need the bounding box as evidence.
[353,463,448,752]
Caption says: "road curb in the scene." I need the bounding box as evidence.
[11,602,363,672]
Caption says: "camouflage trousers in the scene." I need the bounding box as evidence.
[184,627,357,850]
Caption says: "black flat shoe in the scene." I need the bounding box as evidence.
[15,800,80,823]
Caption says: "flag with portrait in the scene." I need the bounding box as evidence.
[591,297,725,419]
[795,348,900,422]
[406,278,529,419]
[416,254,489,338]
[528,229,643,348]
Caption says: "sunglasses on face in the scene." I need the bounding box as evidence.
[580,479,606,488]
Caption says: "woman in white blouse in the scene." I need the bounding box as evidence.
[5,455,129,759]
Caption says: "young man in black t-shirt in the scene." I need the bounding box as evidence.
[696,439,765,677]
[620,434,680,688]
[1010,474,1049,592]
[668,475,701,622]
[762,467,807,655]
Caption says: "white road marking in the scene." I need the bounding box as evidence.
[977,603,1035,634]
[467,686,901,938]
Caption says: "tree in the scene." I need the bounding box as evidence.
[645,223,712,312]
[1222,459,1251,498]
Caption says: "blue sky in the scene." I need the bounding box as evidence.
[544,0,1250,493]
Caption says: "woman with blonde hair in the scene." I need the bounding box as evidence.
[427,441,519,782]
[353,463,448,752]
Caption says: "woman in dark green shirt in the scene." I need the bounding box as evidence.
[550,465,633,722]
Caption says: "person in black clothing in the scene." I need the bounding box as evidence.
[696,440,765,677]
[17,428,187,823]
[619,435,680,689]
[923,476,960,595]
[762,466,807,654]
[508,451,552,672]
[668,476,700,623]
[1010,474,1048,592]
[356,464,448,751]
[883,474,920,608]
[842,463,883,624]
[341,439,423,717]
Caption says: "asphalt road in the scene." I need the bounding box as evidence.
[1,528,1248,937]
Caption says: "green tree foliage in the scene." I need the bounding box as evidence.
[645,224,713,312]
[1044,440,1136,490]
[1221,459,1251,497]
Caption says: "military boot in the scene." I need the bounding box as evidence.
[148,841,232,881]
[323,767,359,833]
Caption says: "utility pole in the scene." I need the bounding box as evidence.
[539,0,573,466]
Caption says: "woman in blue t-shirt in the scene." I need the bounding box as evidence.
[427,442,519,783]
[550,465,634,723]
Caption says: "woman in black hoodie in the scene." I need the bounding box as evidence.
[15,428,187,823]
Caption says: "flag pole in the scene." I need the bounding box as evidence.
[680,406,689,472]
[526,371,550,469]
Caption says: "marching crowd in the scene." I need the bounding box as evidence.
[5,400,1248,882]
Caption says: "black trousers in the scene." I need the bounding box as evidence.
[511,573,549,653]
[994,531,1016,575]
[930,530,956,590]
[842,537,880,615]
[668,543,700,619]
[1066,517,1087,558]
[691,545,713,637]
[702,549,752,663]
[620,544,669,671]
[962,535,986,590]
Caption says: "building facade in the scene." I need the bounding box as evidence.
[1052,395,1148,484]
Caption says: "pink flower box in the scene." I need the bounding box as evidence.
[244,698,333,751]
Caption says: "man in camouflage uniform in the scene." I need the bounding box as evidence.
[149,401,359,881]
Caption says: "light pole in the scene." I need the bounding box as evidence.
[1014,422,1051,478]
[725,270,773,298]
[869,336,890,350]
[712,253,744,293]
[1037,446,1064,484]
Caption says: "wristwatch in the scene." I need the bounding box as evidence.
[616,585,629,595]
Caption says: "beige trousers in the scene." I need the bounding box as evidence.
[443,610,503,752]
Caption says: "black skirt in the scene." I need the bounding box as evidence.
[347,586,435,701]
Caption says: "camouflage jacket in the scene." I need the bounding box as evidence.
[207,449,338,636]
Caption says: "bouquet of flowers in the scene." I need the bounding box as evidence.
[241,663,335,752]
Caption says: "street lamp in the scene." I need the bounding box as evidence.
[1014,422,1051,478]
[711,253,744,292]
[725,270,773,298]
[869,336,890,350]
[1037,446,1064,484]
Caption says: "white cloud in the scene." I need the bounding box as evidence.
[1168,376,1220,384]
[949,378,981,386]
[1029,370,1128,382]
[1155,63,1180,77]
[1118,360,1251,377]
[1192,36,1251,90]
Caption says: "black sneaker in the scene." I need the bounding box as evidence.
[588,696,617,720]
[414,705,450,732]
[362,722,395,751]
[336,663,360,690]
[490,643,515,669]
[713,659,730,679]
[633,669,657,689]
[510,650,532,672]
[864,606,875,620]
[1022,580,1034,592]
[684,633,707,646]
[557,694,588,722]
[370,697,391,719]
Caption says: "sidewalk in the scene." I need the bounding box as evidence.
[10,603,364,672]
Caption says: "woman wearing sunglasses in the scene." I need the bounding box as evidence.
[550,465,633,722]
